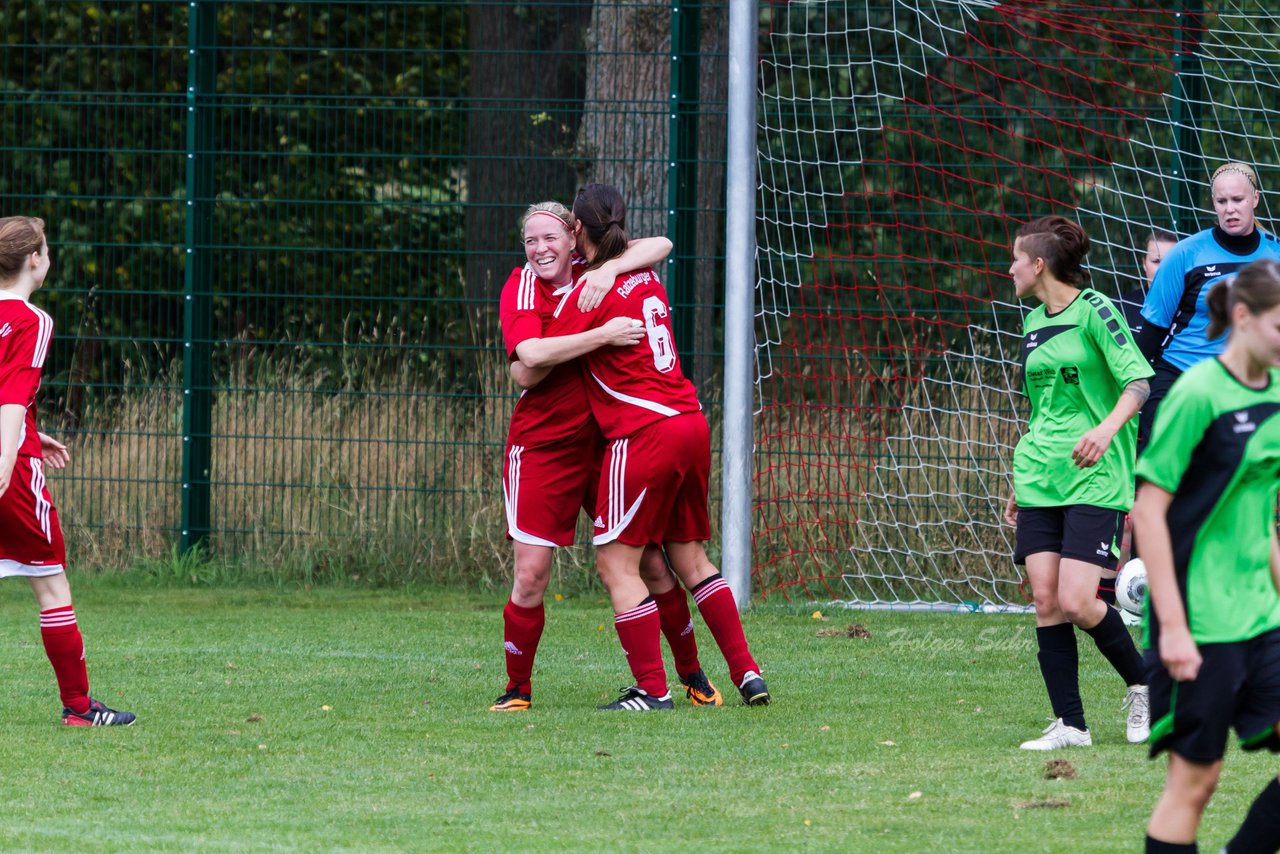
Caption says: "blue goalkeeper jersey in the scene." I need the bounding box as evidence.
[1141,227,1280,371]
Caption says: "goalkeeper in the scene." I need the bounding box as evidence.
[1131,258,1280,854]
[1136,163,1280,456]
[1003,216,1152,750]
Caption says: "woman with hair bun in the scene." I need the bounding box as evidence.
[1132,258,1280,854]
[1003,215,1153,750]
[1137,162,1280,454]
[0,216,135,726]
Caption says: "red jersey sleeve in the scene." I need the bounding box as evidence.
[498,266,546,360]
[545,267,700,439]
[0,306,48,407]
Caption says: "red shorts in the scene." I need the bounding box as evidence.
[0,456,66,577]
[592,413,711,547]
[503,432,603,548]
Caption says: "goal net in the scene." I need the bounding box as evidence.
[752,1,1279,608]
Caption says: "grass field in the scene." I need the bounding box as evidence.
[0,578,1273,853]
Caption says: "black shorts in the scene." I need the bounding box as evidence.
[1146,626,1280,763]
[1013,504,1124,569]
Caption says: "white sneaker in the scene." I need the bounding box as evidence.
[1120,609,1142,628]
[1019,718,1092,750]
[1123,685,1150,743]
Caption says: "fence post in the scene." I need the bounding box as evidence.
[666,1,701,358]
[720,0,757,610]
[1168,0,1205,235]
[180,0,217,553]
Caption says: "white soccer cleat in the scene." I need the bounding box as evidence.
[1019,718,1092,750]
[1123,685,1150,743]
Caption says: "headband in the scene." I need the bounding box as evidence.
[525,210,571,232]
[1212,164,1260,191]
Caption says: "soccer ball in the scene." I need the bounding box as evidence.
[1115,558,1148,617]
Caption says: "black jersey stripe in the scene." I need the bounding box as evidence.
[1152,402,1280,648]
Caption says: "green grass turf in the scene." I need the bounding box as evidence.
[0,580,1274,852]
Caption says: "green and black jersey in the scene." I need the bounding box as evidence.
[1014,288,1154,510]
[1136,358,1280,645]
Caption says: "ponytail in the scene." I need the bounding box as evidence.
[1205,279,1233,340]
[573,183,629,271]
[1206,259,1280,339]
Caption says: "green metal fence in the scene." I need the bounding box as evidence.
[0,1,728,579]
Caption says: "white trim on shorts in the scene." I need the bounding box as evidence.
[592,438,647,545]
[503,446,561,548]
[0,559,64,578]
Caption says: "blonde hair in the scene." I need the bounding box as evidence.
[520,201,572,235]
[1211,162,1260,192]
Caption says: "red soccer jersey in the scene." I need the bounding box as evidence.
[0,293,52,459]
[544,266,701,439]
[498,262,593,448]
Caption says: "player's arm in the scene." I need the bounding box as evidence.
[576,237,673,312]
[1136,252,1183,361]
[1071,378,1149,468]
[509,361,551,390]
[1131,481,1201,681]
[0,403,24,499]
[513,316,643,369]
[1271,526,1280,597]
[37,432,70,469]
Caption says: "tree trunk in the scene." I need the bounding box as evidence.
[573,4,670,239]
[465,1,592,307]
[690,3,727,388]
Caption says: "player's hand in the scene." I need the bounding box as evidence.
[0,459,12,500]
[1003,491,1018,526]
[1071,425,1115,469]
[38,432,70,469]
[1159,626,1202,682]
[577,268,614,312]
[600,316,645,347]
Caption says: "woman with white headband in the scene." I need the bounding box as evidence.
[489,203,723,712]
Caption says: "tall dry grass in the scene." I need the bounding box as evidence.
[57,349,529,586]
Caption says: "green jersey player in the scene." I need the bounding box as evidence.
[1004,216,1153,750]
[1132,258,1280,854]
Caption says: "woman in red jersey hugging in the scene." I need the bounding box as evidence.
[492,202,723,711]
[1132,259,1280,854]
[1003,216,1151,749]
[514,184,769,711]
[0,216,134,726]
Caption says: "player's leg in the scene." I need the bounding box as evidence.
[665,541,768,706]
[1147,753,1221,851]
[492,542,552,711]
[1060,507,1148,742]
[1224,632,1280,853]
[1022,550,1089,748]
[1225,774,1280,854]
[638,545,719,705]
[4,457,132,726]
[29,572,134,726]
[494,440,583,711]
[596,540,670,710]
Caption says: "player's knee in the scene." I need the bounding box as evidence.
[512,562,551,601]
[1059,598,1092,626]
[1169,763,1221,813]
[1030,590,1060,620]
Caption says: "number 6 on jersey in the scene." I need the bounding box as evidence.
[643,295,676,373]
